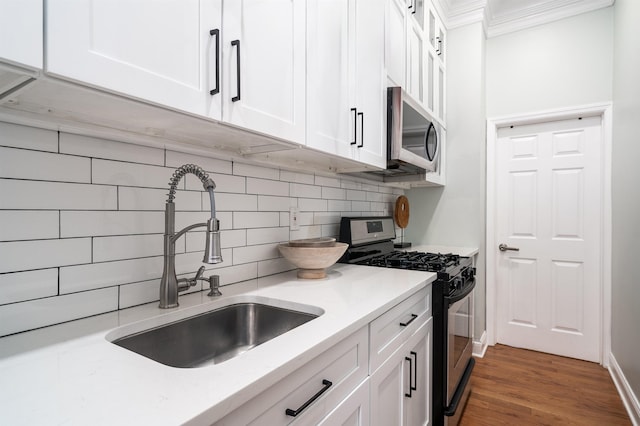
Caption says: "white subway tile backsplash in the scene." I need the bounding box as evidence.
[315,175,341,188]
[234,162,279,180]
[60,256,164,294]
[346,189,366,201]
[0,269,58,305]
[119,187,202,211]
[0,147,90,183]
[352,201,372,211]
[322,186,346,200]
[0,287,118,337]
[60,133,164,165]
[215,193,257,212]
[119,279,160,309]
[258,195,296,212]
[186,172,245,193]
[166,150,233,175]
[185,229,246,251]
[0,211,59,241]
[0,123,404,335]
[258,258,295,277]
[0,121,58,152]
[290,225,322,241]
[233,243,280,264]
[0,180,117,210]
[290,183,321,198]
[60,211,164,237]
[93,234,163,262]
[279,170,314,184]
[246,227,289,245]
[246,178,289,197]
[92,159,174,188]
[216,263,258,286]
[328,200,351,212]
[298,198,328,212]
[313,212,341,225]
[233,212,279,229]
[366,192,384,202]
[0,238,91,274]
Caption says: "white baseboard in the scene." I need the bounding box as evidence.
[472,330,488,358]
[609,353,640,426]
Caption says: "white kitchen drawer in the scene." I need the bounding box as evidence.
[369,286,431,373]
[215,326,369,425]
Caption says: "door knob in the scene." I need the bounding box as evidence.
[498,243,519,252]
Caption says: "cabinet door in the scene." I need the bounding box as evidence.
[306,0,353,159]
[46,0,219,117]
[317,379,370,426]
[406,19,425,105]
[222,0,306,144]
[353,0,386,169]
[404,318,432,426]
[370,353,404,426]
[0,0,42,70]
[386,0,406,88]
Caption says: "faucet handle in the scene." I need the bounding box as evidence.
[194,266,206,281]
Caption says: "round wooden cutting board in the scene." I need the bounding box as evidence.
[394,195,410,229]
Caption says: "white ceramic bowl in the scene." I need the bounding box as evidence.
[278,242,348,279]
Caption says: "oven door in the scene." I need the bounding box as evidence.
[445,281,475,425]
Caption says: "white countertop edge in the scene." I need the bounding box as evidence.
[0,264,436,425]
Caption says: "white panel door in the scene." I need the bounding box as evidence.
[222,0,306,144]
[46,0,220,116]
[496,116,602,362]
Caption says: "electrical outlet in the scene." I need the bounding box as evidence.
[289,207,300,231]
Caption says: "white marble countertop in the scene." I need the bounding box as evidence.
[0,263,435,426]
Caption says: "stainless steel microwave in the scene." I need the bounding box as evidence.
[386,86,440,175]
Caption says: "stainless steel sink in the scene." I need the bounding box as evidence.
[112,302,319,368]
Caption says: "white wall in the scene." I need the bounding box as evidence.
[486,7,614,117]
[0,121,403,337]
[612,0,640,405]
[406,22,487,332]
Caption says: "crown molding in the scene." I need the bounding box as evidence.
[438,0,614,37]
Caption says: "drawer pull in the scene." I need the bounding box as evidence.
[285,379,333,417]
[399,314,418,327]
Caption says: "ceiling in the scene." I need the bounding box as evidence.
[434,0,614,37]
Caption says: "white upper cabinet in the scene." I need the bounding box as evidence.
[0,0,42,70]
[427,4,446,123]
[307,0,386,169]
[221,0,306,144]
[46,0,220,117]
[46,0,305,144]
[0,0,42,98]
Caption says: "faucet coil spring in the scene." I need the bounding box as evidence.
[167,164,216,203]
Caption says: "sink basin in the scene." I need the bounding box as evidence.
[112,302,320,368]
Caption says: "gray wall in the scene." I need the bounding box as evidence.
[612,0,640,401]
[405,22,487,335]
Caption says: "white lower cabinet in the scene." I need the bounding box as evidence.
[371,318,432,426]
[214,284,432,426]
[215,326,369,425]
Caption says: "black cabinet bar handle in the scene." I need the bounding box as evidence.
[400,313,418,327]
[358,112,364,147]
[410,351,418,391]
[209,29,220,95]
[231,39,241,102]
[405,356,413,397]
[350,108,357,145]
[285,379,333,417]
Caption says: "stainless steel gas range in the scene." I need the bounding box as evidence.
[339,216,476,426]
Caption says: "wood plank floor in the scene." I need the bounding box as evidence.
[458,344,631,425]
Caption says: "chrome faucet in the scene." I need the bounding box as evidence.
[159,164,223,309]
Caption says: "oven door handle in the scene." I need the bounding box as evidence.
[445,357,475,417]
[445,278,476,306]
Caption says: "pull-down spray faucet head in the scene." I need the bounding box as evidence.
[203,218,223,264]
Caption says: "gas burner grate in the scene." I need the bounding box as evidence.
[358,251,460,272]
